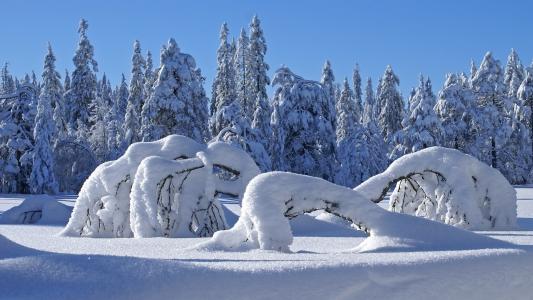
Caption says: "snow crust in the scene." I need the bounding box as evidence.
[0,195,72,225]
[355,147,517,229]
[200,171,512,252]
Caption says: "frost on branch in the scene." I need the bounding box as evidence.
[61,135,260,238]
[355,147,517,229]
[199,147,515,252]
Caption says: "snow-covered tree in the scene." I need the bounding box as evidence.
[143,50,155,108]
[1,63,15,94]
[335,78,386,187]
[435,73,475,151]
[470,52,511,167]
[377,65,403,141]
[352,64,363,122]
[29,44,59,194]
[123,40,146,147]
[65,19,98,132]
[362,77,376,125]
[141,38,209,143]
[391,76,442,159]
[210,23,237,136]
[504,48,525,98]
[234,28,250,119]
[271,66,336,181]
[320,60,337,129]
[518,71,533,157]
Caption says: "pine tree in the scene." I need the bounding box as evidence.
[271,67,336,181]
[210,23,237,136]
[391,76,442,159]
[65,19,98,132]
[234,28,250,120]
[1,63,15,94]
[435,73,475,151]
[352,64,363,122]
[518,71,533,158]
[377,65,403,141]
[141,38,209,143]
[320,60,337,129]
[504,48,525,98]
[29,44,59,194]
[123,40,146,147]
[362,77,376,124]
[470,52,511,167]
[246,16,272,157]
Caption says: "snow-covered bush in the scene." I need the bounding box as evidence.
[355,147,516,229]
[198,171,510,252]
[0,196,72,225]
[61,135,260,238]
[130,142,259,237]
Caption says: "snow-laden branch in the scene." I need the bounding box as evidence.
[354,147,516,229]
[198,171,511,252]
[61,135,260,238]
[199,147,516,252]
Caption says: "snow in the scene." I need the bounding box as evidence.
[0,195,72,225]
[200,171,512,252]
[1,190,533,299]
[63,136,260,238]
[356,146,517,229]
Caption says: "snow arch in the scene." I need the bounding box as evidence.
[199,171,511,252]
[199,147,516,252]
[61,135,260,238]
[354,147,517,229]
[130,142,260,238]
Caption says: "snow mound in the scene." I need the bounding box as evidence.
[0,195,72,225]
[61,135,260,238]
[355,147,517,229]
[198,172,513,252]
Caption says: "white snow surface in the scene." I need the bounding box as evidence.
[0,195,72,225]
[355,147,517,229]
[1,191,533,299]
[62,135,260,238]
[200,171,512,252]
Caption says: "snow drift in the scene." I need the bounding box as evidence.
[61,135,260,238]
[355,147,517,229]
[199,171,512,252]
[0,195,72,225]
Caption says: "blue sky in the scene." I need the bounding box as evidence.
[1,0,532,98]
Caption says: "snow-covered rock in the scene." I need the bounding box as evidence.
[355,147,517,229]
[0,195,72,225]
[61,135,260,238]
[199,171,511,252]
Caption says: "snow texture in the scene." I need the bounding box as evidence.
[356,147,517,229]
[0,195,72,225]
[199,172,510,252]
[62,135,260,238]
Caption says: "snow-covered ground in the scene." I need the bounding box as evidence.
[1,189,533,299]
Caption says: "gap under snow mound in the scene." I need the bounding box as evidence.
[354,146,517,229]
[199,172,514,252]
[0,195,72,225]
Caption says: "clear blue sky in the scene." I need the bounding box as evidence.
[1,0,532,98]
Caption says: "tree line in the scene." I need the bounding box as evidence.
[1,17,532,194]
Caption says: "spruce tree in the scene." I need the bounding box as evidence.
[65,19,98,132]
[123,40,146,147]
[352,64,363,122]
[141,38,209,143]
[377,65,403,141]
[29,44,59,194]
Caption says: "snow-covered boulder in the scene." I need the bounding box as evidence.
[0,195,72,225]
[61,135,260,238]
[198,172,512,252]
[355,147,517,229]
